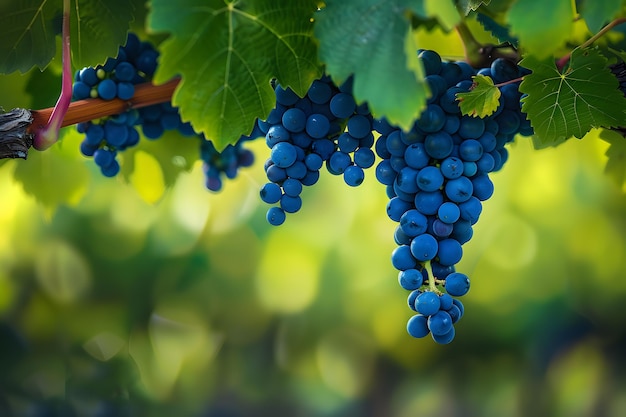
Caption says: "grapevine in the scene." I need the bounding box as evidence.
[3,1,626,415]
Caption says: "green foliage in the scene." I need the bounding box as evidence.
[148,0,321,150]
[457,0,491,15]
[600,129,626,189]
[520,48,626,147]
[456,74,501,117]
[12,131,89,210]
[70,0,137,69]
[577,0,623,33]
[0,0,62,74]
[315,0,432,131]
[0,0,137,74]
[507,0,573,59]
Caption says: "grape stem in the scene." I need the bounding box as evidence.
[32,0,72,151]
[556,17,626,71]
[455,21,521,67]
[424,260,442,294]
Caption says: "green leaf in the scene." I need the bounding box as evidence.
[519,48,626,147]
[599,128,626,190]
[70,0,137,69]
[315,0,429,131]
[456,75,501,118]
[457,0,491,15]
[578,0,623,34]
[148,0,320,150]
[424,0,460,31]
[0,0,62,74]
[119,130,200,190]
[12,130,89,210]
[507,0,573,59]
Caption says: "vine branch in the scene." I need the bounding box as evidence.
[556,17,626,70]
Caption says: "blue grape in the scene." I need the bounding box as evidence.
[437,201,460,224]
[267,207,286,226]
[260,182,282,204]
[391,245,417,271]
[410,234,438,261]
[444,272,470,296]
[427,311,453,336]
[271,142,297,168]
[398,268,425,290]
[416,166,444,192]
[432,326,455,344]
[414,291,440,316]
[343,165,364,186]
[407,314,430,338]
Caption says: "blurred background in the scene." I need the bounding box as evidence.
[2,22,626,417]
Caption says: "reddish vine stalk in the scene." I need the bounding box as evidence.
[28,78,180,134]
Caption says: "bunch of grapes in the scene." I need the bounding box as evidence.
[73,33,256,189]
[374,50,533,343]
[258,76,376,225]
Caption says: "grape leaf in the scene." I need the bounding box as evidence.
[577,0,623,34]
[519,48,626,147]
[456,75,501,118]
[315,0,430,131]
[12,130,89,210]
[457,0,491,15]
[0,0,137,74]
[599,128,626,190]
[507,0,573,59]
[424,0,460,31]
[0,0,62,74]
[475,12,518,46]
[148,0,321,150]
[70,0,137,69]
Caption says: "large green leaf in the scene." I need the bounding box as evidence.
[0,0,62,74]
[507,0,573,59]
[0,0,137,74]
[519,48,626,147]
[577,0,623,34]
[70,0,137,68]
[315,0,430,131]
[148,0,321,150]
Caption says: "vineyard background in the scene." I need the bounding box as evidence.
[1,8,626,417]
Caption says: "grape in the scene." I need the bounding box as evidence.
[444,273,470,296]
[259,74,375,225]
[260,183,282,204]
[415,291,440,316]
[425,131,454,159]
[282,108,307,133]
[97,79,117,100]
[436,239,463,266]
[266,207,286,226]
[410,234,438,261]
[432,326,455,344]
[407,314,430,338]
[399,209,428,237]
[330,92,356,118]
[416,166,444,192]
[343,165,364,186]
[398,268,425,291]
[371,49,534,344]
[427,311,453,336]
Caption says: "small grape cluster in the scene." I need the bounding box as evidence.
[200,125,261,191]
[259,76,376,225]
[73,32,256,188]
[73,32,172,176]
[374,50,533,343]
